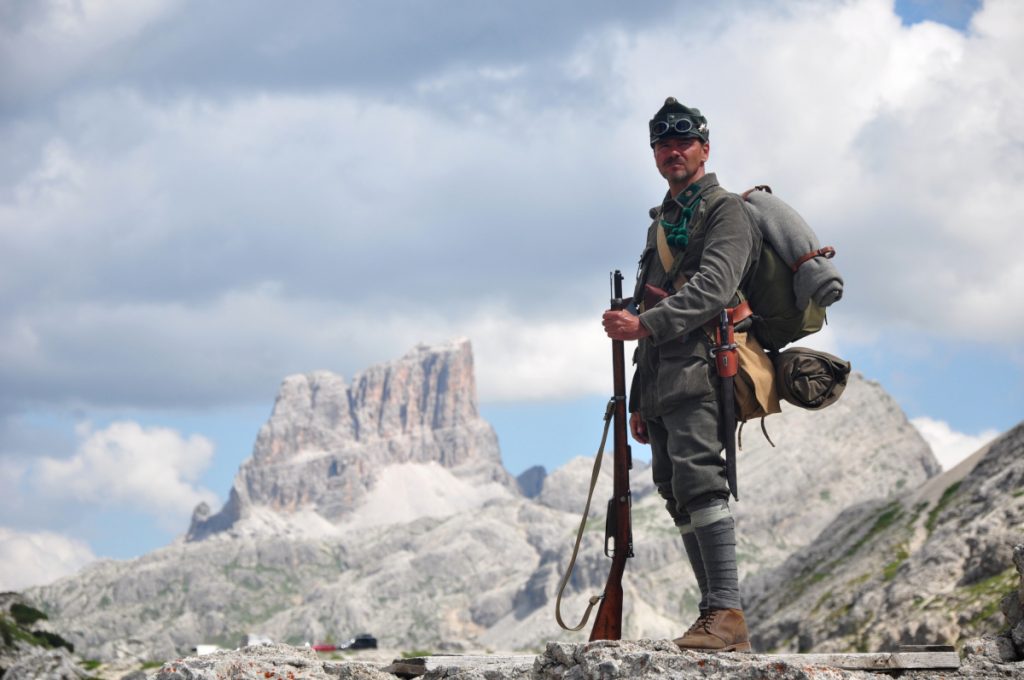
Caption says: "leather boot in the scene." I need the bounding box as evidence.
[681,610,710,638]
[673,608,752,653]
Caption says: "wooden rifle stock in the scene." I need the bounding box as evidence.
[589,270,634,641]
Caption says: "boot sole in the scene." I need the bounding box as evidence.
[674,641,753,653]
[722,641,753,653]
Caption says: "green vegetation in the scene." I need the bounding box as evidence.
[847,573,871,587]
[960,567,1018,630]
[1,614,23,647]
[780,501,911,604]
[81,659,102,671]
[843,501,904,561]
[0,613,74,652]
[811,589,832,615]
[819,490,831,502]
[883,545,911,581]
[10,603,47,627]
[908,501,929,526]
[401,649,434,658]
[141,660,165,670]
[925,482,961,534]
[33,631,74,652]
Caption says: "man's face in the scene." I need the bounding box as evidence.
[653,137,709,190]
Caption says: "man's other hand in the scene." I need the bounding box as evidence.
[629,412,649,444]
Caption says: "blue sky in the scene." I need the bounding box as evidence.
[1,0,1020,589]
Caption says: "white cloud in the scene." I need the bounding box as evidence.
[911,416,999,469]
[0,0,180,102]
[606,0,1024,340]
[0,527,96,591]
[0,0,1020,417]
[31,421,218,531]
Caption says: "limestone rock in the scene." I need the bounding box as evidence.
[1003,544,1024,657]
[745,421,1024,654]
[188,338,512,539]
[2,647,89,680]
[516,466,546,499]
[152,643,392,680]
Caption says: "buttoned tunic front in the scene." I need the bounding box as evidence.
[630,172,760,514]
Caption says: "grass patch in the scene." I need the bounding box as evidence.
[81,660,103,671]
[847,573,872,587]
[32,631,73,652]
[811,589,833,615]
[883,545,911,581]
[844,501,903,560]
[0,615,74,651]
[141,660,165,669]
[926,482,961,534]
[908,501,929,526]
[959,567,1019,631]
[10,603,47,627]
[401,649,434,658]
[826,602,853,624]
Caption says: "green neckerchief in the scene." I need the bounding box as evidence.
[660,183,703,248]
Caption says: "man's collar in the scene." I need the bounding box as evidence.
[656,172,719,212]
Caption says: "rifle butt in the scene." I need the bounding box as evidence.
[588,555,627,641]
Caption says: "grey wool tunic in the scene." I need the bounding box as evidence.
[631,173,761,419]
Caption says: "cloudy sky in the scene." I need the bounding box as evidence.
[1,0,1020,591]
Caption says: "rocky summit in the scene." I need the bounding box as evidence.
[187,338,514,540]
[24,339,1023,674]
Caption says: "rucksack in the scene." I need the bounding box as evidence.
[735,186,850,417]
[648,184,850,417]
[740,186,844,352]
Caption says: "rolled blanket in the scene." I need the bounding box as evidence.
[774,347,851,410]
[744,190,844,310]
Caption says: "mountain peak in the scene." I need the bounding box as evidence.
[186,338,508,541]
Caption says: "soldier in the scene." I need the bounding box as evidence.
[602,98,760,652]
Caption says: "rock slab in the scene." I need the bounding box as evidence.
[149,639,1024,680]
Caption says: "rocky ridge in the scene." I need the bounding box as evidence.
[28,341,988,666]
[745,421,1024,654]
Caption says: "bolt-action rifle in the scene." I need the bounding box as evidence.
[554,270,634,640]
[589,270,635,640]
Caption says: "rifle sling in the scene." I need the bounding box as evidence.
[554,397,615,631]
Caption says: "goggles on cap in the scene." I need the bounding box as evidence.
[649,112,708,144]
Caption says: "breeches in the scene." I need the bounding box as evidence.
[647,397,728,525]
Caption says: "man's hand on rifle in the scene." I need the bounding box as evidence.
[629,412,649,444]
[602,310,651,341]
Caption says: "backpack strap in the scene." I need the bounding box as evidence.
[790,246,836,273]
[655,213,690,292]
